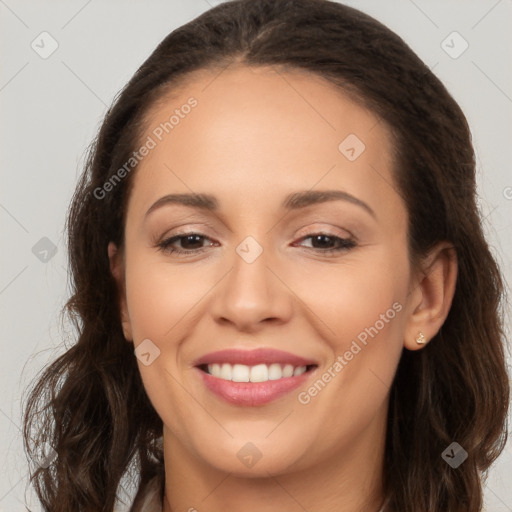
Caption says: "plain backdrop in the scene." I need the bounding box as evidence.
[1,0,511,510]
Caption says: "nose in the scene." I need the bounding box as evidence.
[210,243,294,333]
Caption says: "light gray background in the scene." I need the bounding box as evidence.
[1,0,511,510]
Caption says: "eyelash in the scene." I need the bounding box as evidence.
[156,231,356,257]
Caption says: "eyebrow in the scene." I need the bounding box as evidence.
[144,189,376,219]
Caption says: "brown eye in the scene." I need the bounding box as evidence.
[295,233,356,254]
[156,231,356,257]
[157,232,215,255]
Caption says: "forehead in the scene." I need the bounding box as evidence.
[128,64,400,219]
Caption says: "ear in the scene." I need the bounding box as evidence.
[403,242,458,351]
[108,241,133,342]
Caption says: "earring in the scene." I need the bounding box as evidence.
[416,332,426,345]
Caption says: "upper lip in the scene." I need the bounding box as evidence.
[193,348,318,367]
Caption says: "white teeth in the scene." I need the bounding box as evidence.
[250,364,269,382]
[268,363,283,380]
[205,363,309,382]
[232,364,250,382]
[282,364,294,378]
[220,363,232,380]
[293,366,306,376]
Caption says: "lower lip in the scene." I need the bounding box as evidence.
[195,367,315,406]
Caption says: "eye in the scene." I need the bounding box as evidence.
[156,231,356,257]
[157,232,216,256]
[294,233,356,254]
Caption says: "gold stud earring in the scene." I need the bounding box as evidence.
[416,332,425,345]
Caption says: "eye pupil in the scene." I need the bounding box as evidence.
[182,234,203,249]
[313,234,333,248]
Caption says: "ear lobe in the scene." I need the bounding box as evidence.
[108,241,133,342]
[108,242,121,281]
[404,243,458,351]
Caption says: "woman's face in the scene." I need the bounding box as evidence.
[111,65,416,477]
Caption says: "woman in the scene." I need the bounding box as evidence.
[22,0,509,511]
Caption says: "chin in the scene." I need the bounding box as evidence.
[196,438,308,477]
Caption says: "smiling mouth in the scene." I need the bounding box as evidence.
[197,363,318,382]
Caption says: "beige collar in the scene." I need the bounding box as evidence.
[129,473,164,512]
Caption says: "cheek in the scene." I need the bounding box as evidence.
[124,255,210,342]
[291,246,408,417]
[123,253,206,434]
[332,249,408,381]
[291,246,408,347]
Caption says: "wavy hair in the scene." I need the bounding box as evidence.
[22,0,509,510]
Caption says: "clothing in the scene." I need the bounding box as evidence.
[129,473,164,512]
[129,473,385,512]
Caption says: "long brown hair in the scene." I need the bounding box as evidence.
[22,0,509,510]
